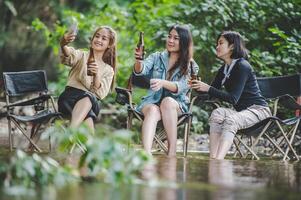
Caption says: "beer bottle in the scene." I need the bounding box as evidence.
[191,63,198,80]
[87,47,95,76]
[136,31,144,60]
[189,63,198,85]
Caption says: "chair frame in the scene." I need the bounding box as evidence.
[233,96,301,161]
[115,87,194,156]
[195,74,301,160]
[3,70,61,152]
[237,74,301,160]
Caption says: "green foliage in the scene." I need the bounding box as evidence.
[169,0,301,78]
[0,150,78,189]
[268,27,301,74]
[0,122,152,192]
[46,121,153,185]
[191,106,209,134]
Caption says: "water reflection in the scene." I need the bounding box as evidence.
[157,156,177,200]
[208,160,234,200]
[2,155,301,200]
[208,159,234,188]
[141,156,179,200]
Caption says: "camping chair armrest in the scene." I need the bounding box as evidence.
[115,87,133,107]
[4,94,52,108]
[189,93,221,112]
[277,94,301,110]
[204,100,221,109]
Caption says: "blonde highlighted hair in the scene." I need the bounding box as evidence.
[91,26,117,90]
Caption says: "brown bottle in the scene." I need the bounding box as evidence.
[189,63,198,85]
[87,47,95,76]
[136,31,144,60]
[191,63,198,80]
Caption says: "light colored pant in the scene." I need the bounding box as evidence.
[209,105,272,141]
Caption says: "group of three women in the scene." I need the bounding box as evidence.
[58,24,271,160]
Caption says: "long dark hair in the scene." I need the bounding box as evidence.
[91,26,117,90]
[217,31,248,60]
[167,24,193,80]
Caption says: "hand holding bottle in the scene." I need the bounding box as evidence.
[188,63,199,85]
[135,31,144,60]
[87,62,98,77]
[188,75,200,85]
[191,78,211,92]
[134,31,145,74]
[87,48,96,76]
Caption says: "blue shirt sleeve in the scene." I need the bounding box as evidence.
[133,52,159,76]
[173,60,199,95]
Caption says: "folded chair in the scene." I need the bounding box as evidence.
[233,74,301,160]
[115,73,194,156]
[3,70,62,152]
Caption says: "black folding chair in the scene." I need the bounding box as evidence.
[3,70,62,152]
[115,73,193,156]
[233,74,301,160]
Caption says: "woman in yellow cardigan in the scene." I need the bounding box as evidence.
[58,26,117,132]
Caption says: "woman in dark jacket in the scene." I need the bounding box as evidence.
[191,31,271,160]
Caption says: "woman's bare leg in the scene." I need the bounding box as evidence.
[215,139,233,160]
[209,132,222,159]
[160,97,180,157]
[70,97,92,128]
[84,117,95,134]
[141,104,161,155]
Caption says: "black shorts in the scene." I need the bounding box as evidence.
[58,86,100,121]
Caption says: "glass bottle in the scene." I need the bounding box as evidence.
[189,63,198,85]
[87,47,95,76]
[136,31,144,60]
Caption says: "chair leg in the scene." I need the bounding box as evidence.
[236,136,259,160]
[264,133,289,160]
[154,128,168,153]
[276,121,299,161]
[233,134,244,158]
[268,130,289,158]
[283,120,300,161]
[28,123,41,151]
[250,121,272,150]
[233,138,244,158]
[127,112,133,130]
[11,119,42,152]
[235,122,271,160]
[8,118,13,151]
[250,136,256,160]
[154,127,168,153]
[183,123,188,157]
[49,135,51,152]
[183,117,192,157]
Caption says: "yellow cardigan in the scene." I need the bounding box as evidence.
[60,47,114,100]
